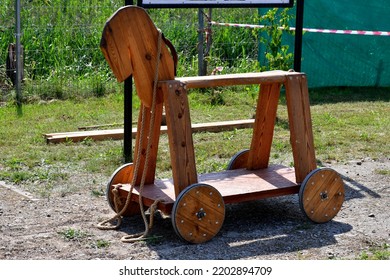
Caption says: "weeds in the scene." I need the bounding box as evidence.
[91,239,110,249]
[58,228,89,242]
[358,243,390,260]
[256,8,294,71]
[1,2,292,104]
[375,169,390,176]
[58,228,110,249]
[91,188,105,197]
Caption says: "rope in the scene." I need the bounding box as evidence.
[97,29,164,243]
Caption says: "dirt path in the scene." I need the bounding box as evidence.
[1,158,389,260]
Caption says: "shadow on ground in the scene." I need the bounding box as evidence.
[117,192,354,259]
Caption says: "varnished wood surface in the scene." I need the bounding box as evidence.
[162,81,198,196]
[132,102,164,185]
[98,6,338,233]
[175,71,288,89]
[106,163,142,217]
[247,83,281,169]
[300,168,345,223]
[172,184,225,243]
[227,149,250,170]
[116,165,299,214]
[285,73,317,182]
[100,6,175,107]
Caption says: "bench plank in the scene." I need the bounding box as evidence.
[175,71,288,89]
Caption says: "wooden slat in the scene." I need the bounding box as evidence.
[284,73,317,183]
[44,129,125,143]
[44,119,255,144]
[162,81,198,196]
[175,71,288,89]
[131,102,164,185]
[247,82,281,169]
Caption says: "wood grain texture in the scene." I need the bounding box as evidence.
[106,163,144,217]
[176,71,287,88]
[299,168,345,223]
[117,165,298,214]
[247,83,281,170]
[284,73,317,182]
[131,102,164,185]
[99,6,321,225]
[226,149,250,170]
[172,184,225,243]
[162,81,198,196]
[100,6,175,107]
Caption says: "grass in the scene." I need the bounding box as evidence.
[1,2,263,103]
[58,227,110,248]
[58,228,89,242]
[0,86,389,197]
[375,169,390,176]
[358,243,390,260]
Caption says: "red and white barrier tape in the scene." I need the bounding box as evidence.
[210,21,390,36]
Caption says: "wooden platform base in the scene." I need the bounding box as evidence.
[115,165,299,215]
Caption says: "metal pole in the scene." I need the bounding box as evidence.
[197,8,205,76]
[123,0,134,163]
[15,0,22,115]
[294,0,304,72]
[123,76,133,163]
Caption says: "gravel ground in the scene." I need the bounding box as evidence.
[0,158,389,260]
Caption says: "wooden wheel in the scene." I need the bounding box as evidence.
[299,168,345,223]
[227,149,249,170]
[172,183,225,244]
[106,163,142,217]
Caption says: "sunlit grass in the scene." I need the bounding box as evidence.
[1,86,388,196]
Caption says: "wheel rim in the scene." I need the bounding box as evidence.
[299,168,345,223]
[172,183,225,243]
[227,149,249,170]
[106,163,142,216]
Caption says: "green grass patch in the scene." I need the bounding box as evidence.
[358,243,390,260]
[375,169,390,176]
[58,228,89,242]
[0,87,389,197]
[92,239,110,249]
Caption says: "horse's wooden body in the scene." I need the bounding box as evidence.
[100,6,344,243]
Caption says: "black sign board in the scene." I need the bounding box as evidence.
[138,0,294,8]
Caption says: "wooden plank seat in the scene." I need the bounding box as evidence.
[115,165,298,215]
[175,70,289,88]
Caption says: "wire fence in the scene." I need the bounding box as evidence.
[1,1,263,104]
